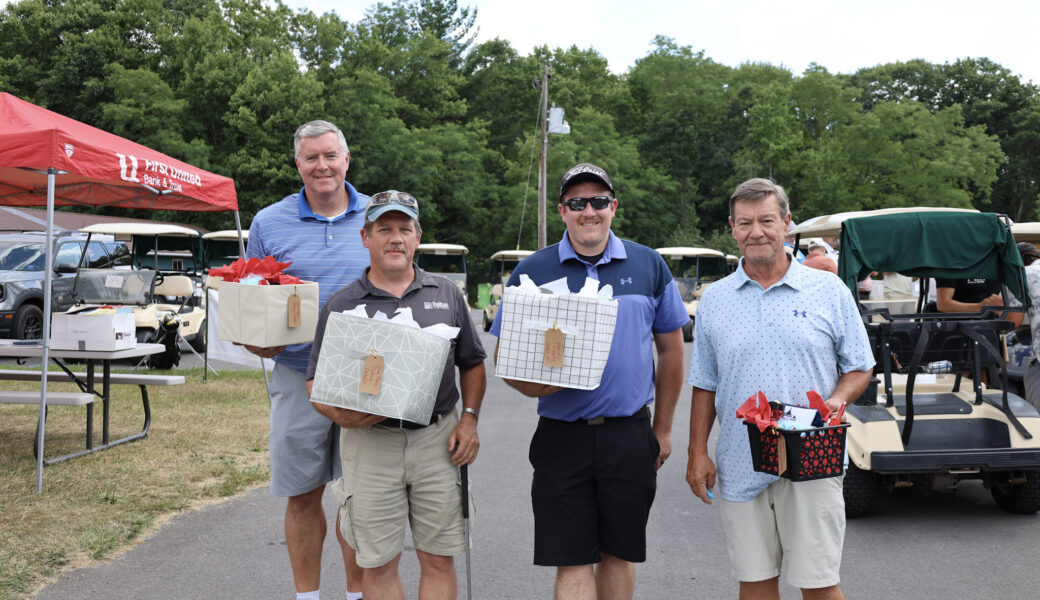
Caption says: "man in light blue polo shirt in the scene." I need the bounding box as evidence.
[244,120,369,600]
[686,178,874,600]
[490,162,688,600]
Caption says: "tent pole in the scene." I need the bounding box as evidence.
[35,169,57,494]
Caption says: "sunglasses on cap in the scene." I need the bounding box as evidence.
[561,196,614,212]
[368,190,418,209]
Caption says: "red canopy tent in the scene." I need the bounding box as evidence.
[0,92,241,492]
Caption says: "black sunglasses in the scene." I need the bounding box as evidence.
[369,190,418,208]
[561,196,614,211]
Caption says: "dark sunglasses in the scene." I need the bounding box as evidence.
[369,190,418,208]
[561,196,614,211]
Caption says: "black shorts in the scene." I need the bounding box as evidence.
[528,407,660,566]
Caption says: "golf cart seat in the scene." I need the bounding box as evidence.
[153,275,195,314]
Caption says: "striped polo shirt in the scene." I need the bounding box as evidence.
[490,231,689,420]
[247,183,370,371]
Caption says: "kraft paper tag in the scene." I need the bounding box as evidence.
[360,354,384,395]
[287,292,301,328]
[544,326,564,367]
[776,432,788,476]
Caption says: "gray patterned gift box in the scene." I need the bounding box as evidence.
[310,311,451,424]
[495,282,618,390]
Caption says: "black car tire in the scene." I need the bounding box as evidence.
[991,471,1040,514]
[682,320,694,342]
[843,463,877,518]
[482,312,492,332]
[188,319,207,353]
[13,304,44,339]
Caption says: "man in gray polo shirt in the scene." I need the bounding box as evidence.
[306,190,487,599]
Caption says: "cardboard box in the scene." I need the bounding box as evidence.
[50,311,136,351]
[310,312,451,425]
[216,280,319,347]
[494,285,618,390]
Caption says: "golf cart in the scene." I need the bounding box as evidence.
[1004,221,1040,396]
[793,208,1040,516]
[416,243,469,298]
[202,230,248,270]
[655,247,730,342]
[481,249,534,331]
[80,223,208,367]
[726,254,739,273]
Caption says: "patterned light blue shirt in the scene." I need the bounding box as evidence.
[688,257,875,502]
[247,183,370,372]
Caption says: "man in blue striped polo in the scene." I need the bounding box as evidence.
[244,120,369,600]
[490,162,688,600]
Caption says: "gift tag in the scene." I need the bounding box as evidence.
[360,353,384,394]
[287,291,301,328]
[776,432,788,476]
[544,326,564,367]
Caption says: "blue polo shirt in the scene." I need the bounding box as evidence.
[247,183,370,371]
[490,231,688,420]
[688,257,875,501]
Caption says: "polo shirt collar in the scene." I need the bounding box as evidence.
[558,230,627,265]
[297,182,361,223]
[735,254,808,291]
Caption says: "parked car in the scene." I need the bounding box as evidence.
[0,231,130,339]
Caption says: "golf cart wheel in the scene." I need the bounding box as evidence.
[991,471,1040,514]
[13,304,44,339]
[482,312,492,332]
[843,463,877,517]
[188,319,207,352]
[682,320,694,342]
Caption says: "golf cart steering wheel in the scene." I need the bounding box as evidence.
[140,266,164,287]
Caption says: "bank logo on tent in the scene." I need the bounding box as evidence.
[116,153,140,183]
[64,144,74,158]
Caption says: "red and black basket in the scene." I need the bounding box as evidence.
[745,420,850,482]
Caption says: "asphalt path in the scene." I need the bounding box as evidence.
[30,310,1040,598]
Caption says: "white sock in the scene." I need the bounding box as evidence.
[297,591,319,600]
[346,593,363,600]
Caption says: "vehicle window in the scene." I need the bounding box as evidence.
[104,242,132,267]
[54,242,84,271]
[86,241,110,268]
[0,240,46,271]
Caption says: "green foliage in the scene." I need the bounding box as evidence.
[1,0,1037,260]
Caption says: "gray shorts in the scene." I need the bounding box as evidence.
[268,362,341,497]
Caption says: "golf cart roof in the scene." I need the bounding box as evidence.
[202,230,248,242]
[835,209,1027,305]
[790,207,979,238]
[726,254,738,263]
[80,222,201,240]
[417,243,468,255]
[655,247,725,259]
[489,250,533,262]
[1011,222,1040,244]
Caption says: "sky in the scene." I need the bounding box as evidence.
[292,0,1040,86]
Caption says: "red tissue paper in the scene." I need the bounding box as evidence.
[208,256,301,285]
[736,390,844,432]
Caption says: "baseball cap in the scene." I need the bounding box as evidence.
[365,190,420,223]
[559,163,614,199]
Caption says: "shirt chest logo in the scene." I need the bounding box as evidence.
[619,277,633,285]
[424,301,450,310]
[793,309,807,318]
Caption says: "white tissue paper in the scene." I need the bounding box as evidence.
[495,275,618,390]
[310,305,459,424]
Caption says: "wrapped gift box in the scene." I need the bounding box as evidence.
[50,310,136,351]
[216,280,318,347]
[310,311,451,424]
[494,279,618,390]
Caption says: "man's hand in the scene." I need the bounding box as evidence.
[310,402,386,428]
[653,428,672,471]
[448,413,479,466]
[503,378,563,398]
[686,451,717,505]
[239,344,286,359]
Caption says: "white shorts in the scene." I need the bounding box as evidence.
[719,476,845,589]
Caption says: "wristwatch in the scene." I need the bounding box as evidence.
[462,407,479,420]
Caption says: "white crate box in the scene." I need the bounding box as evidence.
[51,311,136,351]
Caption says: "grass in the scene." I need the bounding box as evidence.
[0,366,271,600]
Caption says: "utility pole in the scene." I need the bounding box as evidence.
[537,65,549,250]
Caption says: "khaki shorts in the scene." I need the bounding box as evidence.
[332,411,465,568]
[719,476,845,589]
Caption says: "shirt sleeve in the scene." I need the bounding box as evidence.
[834,283,876,373]
[305,300,333,380]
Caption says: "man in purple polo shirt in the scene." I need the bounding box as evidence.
[244,120,369,600]
[490,162,688,600]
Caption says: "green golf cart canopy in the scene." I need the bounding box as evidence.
[837,211,1029,307]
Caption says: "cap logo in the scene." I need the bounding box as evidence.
[565,165,605,179]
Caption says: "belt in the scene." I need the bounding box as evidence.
[575,406,651,426]
[378,412,443,430]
